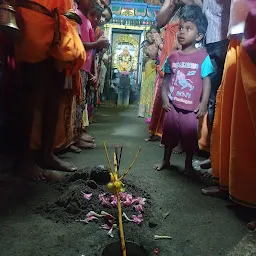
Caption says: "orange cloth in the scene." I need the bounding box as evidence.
[211,39,256,208]
[198,114,210,152]
[15,0,86,74]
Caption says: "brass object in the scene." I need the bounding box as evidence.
[0,2,21,39]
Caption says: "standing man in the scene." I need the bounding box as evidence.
[196,0,231,171]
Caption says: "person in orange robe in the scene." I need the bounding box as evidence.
[202,0,256,230]
[146,21,179,143]
[5,0,86,180]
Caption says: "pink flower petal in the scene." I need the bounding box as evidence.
[110,195,118,207]
[101,224,112,230]
[101,211,115,220]
[86,216,98,222]
[134,204,143,212]
[132,214,143,225]
[119,192,127,200]
[99,193,112,207]
[135,197,146,205]
[83,193,92,200]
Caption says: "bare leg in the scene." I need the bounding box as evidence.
[184,152,194,176]
[17,63,46,180]
[41,60,77,172]
[153,145,172,171]
[172,140,183,154]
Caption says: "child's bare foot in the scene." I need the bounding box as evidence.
[80,133,94,143]
[43,153,77,172]
[153,161,171,171]
[19,160,46,181]
[75,140,96,149]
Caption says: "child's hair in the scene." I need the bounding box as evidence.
[105,6,112,22]
[179,4,208,35]
[88,2,103,16]
[149,26,160,33]
[141,40,150,48]
[145,30,151,36]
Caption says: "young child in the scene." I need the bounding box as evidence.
[154,5,214,175]
[75,0,109,149]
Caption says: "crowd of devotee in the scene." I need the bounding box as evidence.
[138,0,256,230]
[0,0,255,231]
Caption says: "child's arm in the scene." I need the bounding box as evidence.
[83,36,109,50]
[195,76,211,117]
[162,74,172,111]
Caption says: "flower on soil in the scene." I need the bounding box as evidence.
[123,193,134,206]
[81,192,92,200]
[101,224,112,230]
[86,212,99,222]
[134,197,146,205]
[154,248,159,254]
[132,214,143,225]
[100,211,115,221]
[134,204,143,212]
[110,195,118,207]
[99,193,112,207]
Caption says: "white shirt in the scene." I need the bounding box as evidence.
[203,0,231,44]
[228,0,249,37]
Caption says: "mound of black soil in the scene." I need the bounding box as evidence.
[37,166,152,225]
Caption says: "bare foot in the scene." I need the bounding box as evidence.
[201,186,228,198]
[80,133,94,143]
[44,170,69,181]
[201,168,213,179]
[145,135,160,142]
[43,153,77,172]
[153,161,171,171]
[69,145,82,153]
[200,158,211,169]
[19,160,46,181]
[75,140,96,149]
[247,220,256,231]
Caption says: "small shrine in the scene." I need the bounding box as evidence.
[104,0,162,106]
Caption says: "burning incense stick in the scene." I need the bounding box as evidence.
[118,145,123,171]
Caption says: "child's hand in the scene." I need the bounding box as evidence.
[194,102,207,118]
[90,75,98,84]
[162,95,172,112]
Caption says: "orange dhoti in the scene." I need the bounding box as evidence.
[211,39,256,208]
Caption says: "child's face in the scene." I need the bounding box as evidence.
[88,10,101,28]
[96,0,110,9]
[177,19,203,47]
[146,32,153,43]
[150,28,158,34]
[99,9,111,26]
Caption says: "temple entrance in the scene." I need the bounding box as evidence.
[110,29,144,106]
